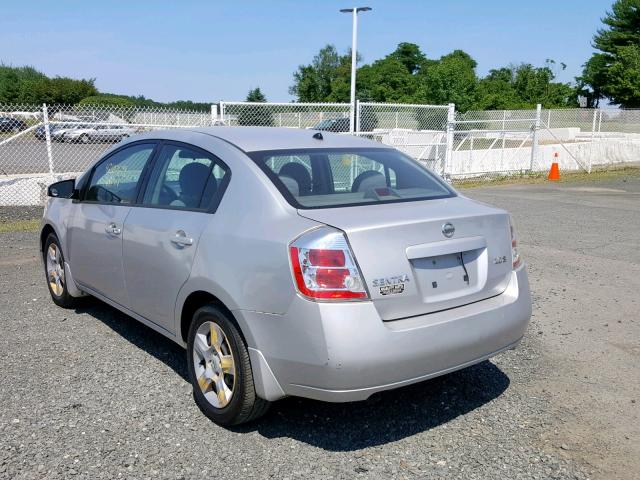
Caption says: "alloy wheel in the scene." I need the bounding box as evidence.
[192,321,236,408]
[46,243,65,296]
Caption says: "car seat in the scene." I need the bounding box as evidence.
[278,163,312,196]
[352,170,386,193]
[170,162,211,208]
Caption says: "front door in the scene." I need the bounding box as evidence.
[122,142,229,332]
[68,142,156,306]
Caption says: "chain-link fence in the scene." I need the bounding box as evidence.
[356,102,451,174]
[2,101,639,206]
[220,102,352,130]
[449,109,539,179]
[537,108,640,174]
[0,103,215,205]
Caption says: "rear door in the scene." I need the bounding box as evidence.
[68,142,157,306]
[122,142,230,332]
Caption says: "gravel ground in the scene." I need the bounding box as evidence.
[1,174,638,479]
[0,206,42,222]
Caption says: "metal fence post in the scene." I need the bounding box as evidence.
[547,110,551,129]
[588,108,598,173]
[529,104,541,172]
[42,103,54,176]
[597,108,602,133]
[355,99,361,134]
[444,103,456,179]
[219,102,226,125]
[210,104,218,125]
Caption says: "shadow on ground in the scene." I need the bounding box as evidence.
[75,299,189,381]
[79,299,511,451]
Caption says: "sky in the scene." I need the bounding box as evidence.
[2,0,611,103]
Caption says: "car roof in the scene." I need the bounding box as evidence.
[137,126,385,152]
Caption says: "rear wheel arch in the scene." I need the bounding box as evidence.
[180,290,247,346]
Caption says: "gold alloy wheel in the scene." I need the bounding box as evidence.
[192,321,236,408]
[46,243,65,297]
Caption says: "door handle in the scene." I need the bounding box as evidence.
[105,223,121,236]
[170,230,193,248]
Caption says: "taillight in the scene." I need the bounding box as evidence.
[289,227,368,301]
[510,218,522,269]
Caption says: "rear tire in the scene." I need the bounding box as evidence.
[43,233,78,308]
[187,305,270,426]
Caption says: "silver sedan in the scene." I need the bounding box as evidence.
[41,127,532,426]
[63,124,136,143]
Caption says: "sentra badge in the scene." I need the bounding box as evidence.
[372,274,410,295]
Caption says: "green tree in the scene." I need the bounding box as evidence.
[290,43,574,112]
[416,50,478,112]
[473,64,575,110]
[577,54,610,106]
[166,100,211,112]
[474,68,522,110]
[357,57,417,103]
[245,87,267,102]
[580,0,640,107]
[390,42,426,74]
[78,94,137,107]
[15,75,97,105]
[606,45,640,107]
[289,45,353,102]
[238,87,273,126]
[0,70,20,103]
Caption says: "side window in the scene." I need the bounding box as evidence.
[85,143,155,204]
[142,144,228,210]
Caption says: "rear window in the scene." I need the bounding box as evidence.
[248,148,454,209]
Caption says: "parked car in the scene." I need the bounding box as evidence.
[0,116,28,133]
[312,117,351,132]
[49,123,95,142]
[57,124,136,143]
[87,124,136,142]
[34,122,82,141]
[41,127,531,426]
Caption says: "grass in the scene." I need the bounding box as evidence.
[454,164,640,189]
[0,218,40,234]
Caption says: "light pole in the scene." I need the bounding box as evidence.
[340,6,371,133]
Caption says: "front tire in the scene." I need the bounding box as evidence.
[79,134,89,144]
[187,305,270,426]
[43,233,78,308]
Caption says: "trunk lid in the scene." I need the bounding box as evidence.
[298,196,513,320]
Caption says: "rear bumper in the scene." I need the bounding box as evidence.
[235,265,531,402]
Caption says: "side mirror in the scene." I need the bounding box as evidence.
[47,179,77,199]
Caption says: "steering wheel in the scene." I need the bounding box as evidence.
[159,184,178,204]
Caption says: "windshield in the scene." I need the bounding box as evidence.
[248,148,454,209]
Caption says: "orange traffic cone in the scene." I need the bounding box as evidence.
[548,152,560,181]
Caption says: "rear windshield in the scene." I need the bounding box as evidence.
[248,148,454,209]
